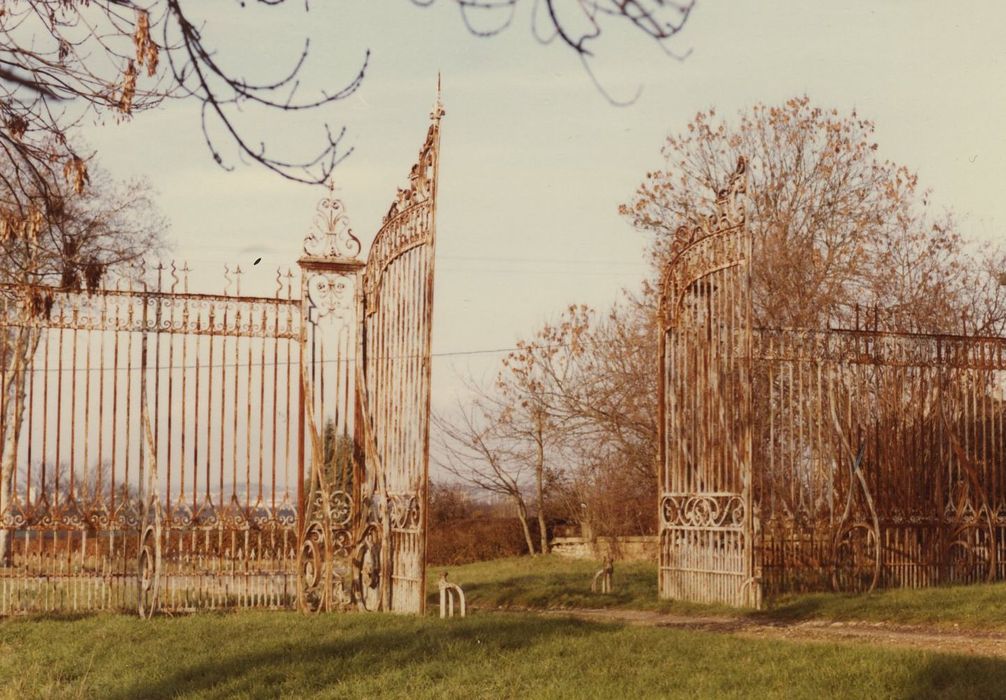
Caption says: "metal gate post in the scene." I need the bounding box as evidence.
[295,185,364,613]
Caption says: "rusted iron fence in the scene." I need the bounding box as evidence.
[0,98,443,617]
[0,272,304,614]
[659,157,1006,607]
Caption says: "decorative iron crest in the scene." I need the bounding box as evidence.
[305,271,353,320]
[303,181,362,260]
[379,90,444,227]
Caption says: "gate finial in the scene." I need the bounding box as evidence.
[432,73,444,122]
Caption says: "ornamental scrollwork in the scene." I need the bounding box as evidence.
[31,494,55,528]
[303,181,362,260]
[329,490,353,528]
[332,527,353,560]
[0,495,27,529]
[380,101,442,227]
[57,495,85,529]
[247,502,270,529]
[389,493,422,530]
[221,495,249,530]
[115,499,143,530]
[137,524,160,618]
[298,521,326,613]
[193,495,219,529]
[170,498,194,529]
[87,501,112,530]
[944,523,994,584]
[666,156,747,263]
[831,522,879,593]
[275,496,298,529]
[660,493,745,530]
[351,523,382,612]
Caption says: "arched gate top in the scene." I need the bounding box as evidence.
[659,156,748,330]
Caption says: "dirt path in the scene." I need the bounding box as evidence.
[533,608,1006,659]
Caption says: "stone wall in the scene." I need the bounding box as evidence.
[549,536,657,562]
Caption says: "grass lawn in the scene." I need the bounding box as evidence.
[427,555,729,615]
[432,555,1006,631]
[2,610,1005,699]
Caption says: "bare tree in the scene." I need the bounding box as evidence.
[494,307,631,549]
[621,97,1006,334]
[1,1,696,215]
[434,394,539,556]
[498,298,659,538]
[414,1,696,102]
[0,157,166,564]
[0,2,368,205]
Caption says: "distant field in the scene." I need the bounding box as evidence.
[433,555,1006,631]
[2,610,1005,699]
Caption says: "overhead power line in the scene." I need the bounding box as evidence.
[15,343,568,374]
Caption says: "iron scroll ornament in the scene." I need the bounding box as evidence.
[299,521,328,613]
[351,523,382,612]
[660,494,745,529]
[138,524,160,618]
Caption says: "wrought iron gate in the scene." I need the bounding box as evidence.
[660,157,1006,607]
[658,158,756,607]
[0,98,443,616]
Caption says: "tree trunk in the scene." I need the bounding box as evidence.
[0,326,35,567]
[534,417,549,555]
[514,499,536,556]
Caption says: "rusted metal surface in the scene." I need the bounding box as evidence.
[659,158,1006,607]
[0,268,304,614]
[355,93,443,615]
[0,99,443,617]
[658,157,756,607]
[753,327,1006,597]
[296,181,365,614]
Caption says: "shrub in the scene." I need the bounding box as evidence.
[427,517,529,565]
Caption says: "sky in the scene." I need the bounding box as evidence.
[79,0,1006,415]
